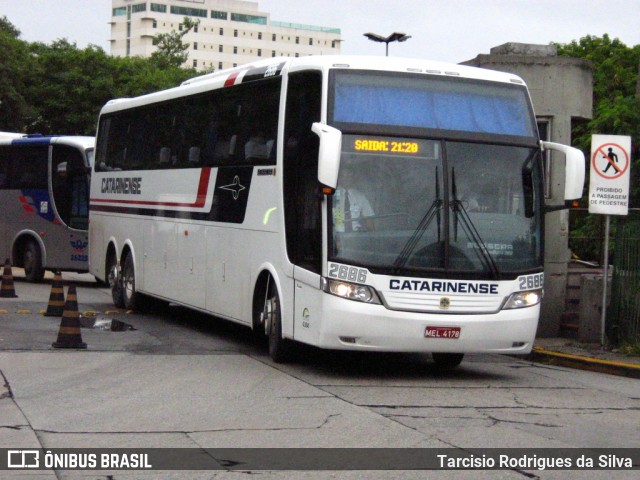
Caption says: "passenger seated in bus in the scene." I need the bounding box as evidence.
[202,114,221,161]
[244,131,271,162]
[227,134,237,158]
[188,147,201,165]
[462,195,482,212]
[158,147,171,165]
[461,191,489,212]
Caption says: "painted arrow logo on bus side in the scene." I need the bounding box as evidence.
[219,175,246,200]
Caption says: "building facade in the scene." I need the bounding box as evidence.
[110,0,342,70]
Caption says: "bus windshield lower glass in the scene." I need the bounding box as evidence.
[329,135,543,278]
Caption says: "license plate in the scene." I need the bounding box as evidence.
[425,326,461,339]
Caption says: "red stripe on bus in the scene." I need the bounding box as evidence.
[224,72,240,87]
[90,168,211,209]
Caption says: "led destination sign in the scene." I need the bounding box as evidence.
[353,138,420,154]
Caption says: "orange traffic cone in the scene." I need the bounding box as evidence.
[44,271,65,316]
[1,258,18,298]
[52,285,87,349]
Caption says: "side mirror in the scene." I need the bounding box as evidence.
[541,141,585,201]
[312,122,342,190]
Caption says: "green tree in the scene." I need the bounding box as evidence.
[0,15,199,135]
[556,35,640,200]
[151,17,199,69]
[25,40,117,135]
[25,40,196,135]
[0,16,33,132]
[110,55,195,99]
[556,35,640,261]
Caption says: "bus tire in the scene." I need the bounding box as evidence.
[120,253,139,311]
[106,250,118,289]
[111,270,126,309]
[23,239,45,282]
[262,281,291,363]
[432,352,464,369]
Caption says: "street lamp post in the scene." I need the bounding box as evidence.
[363,32,411,56]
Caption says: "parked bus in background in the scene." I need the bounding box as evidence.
[0,132,26,140]
[90,56,584,366]
[0,135,94,281]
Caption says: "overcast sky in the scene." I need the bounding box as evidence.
[1,0,639,63]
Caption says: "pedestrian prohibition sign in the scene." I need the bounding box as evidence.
[588,134,631,215]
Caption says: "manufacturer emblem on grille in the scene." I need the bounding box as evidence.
[439,297,451,310]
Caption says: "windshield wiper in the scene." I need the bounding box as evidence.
[393,167,442,272]
[450,168,500,279]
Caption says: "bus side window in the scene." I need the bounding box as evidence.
[14,146,48,189]
[232,82,279,166]
[99,115,129,171]
[0,147,10,188]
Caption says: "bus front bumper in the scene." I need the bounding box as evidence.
[313,295,539,354]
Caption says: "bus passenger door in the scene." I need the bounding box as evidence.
[51,144,90,269]
[283,70,323,343]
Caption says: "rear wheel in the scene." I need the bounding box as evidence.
[23,240,44,282]
[106,251,118,289]
[120,253,138,311]
[111,254,125,309]
[432,353,464,369]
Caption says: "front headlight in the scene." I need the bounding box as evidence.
[503,289,543,309]
[322,278,381,304]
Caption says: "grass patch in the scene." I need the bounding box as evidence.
[620,341,640,357]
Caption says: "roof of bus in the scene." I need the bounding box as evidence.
[184,55,527,86]
[99,55,528,115]
[0,135,95,149]
[0,131,25,140]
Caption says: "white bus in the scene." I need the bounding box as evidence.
[0,135,94,281]
[90,56,584,366]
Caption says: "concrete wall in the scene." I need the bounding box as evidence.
[462,43,593,336]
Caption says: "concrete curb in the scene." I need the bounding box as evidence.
[528,347,640,379]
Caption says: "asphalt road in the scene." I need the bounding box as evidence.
[0,273,638,479]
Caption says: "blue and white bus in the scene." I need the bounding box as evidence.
[89,56,584,366]
[0,135,94,281]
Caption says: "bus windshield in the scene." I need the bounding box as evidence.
[327,71,542,279]
[329,70,537,143]
[328,137,543,279]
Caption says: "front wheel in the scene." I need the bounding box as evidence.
[23,240,45,282]
[256,277,292,363]
[432,353,464,369]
